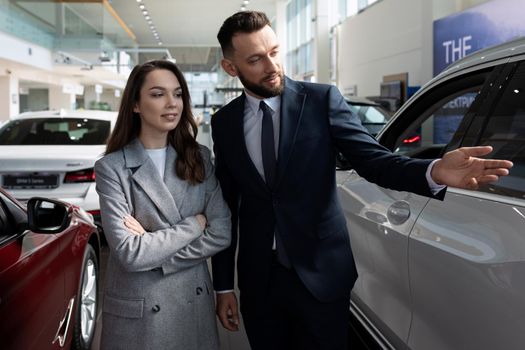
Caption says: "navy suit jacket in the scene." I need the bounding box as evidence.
[211,77,440,303]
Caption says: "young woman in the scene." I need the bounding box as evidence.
[95,60,231,350]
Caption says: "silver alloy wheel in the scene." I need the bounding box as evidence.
[80,258,97,342]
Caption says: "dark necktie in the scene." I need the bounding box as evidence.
[260,101,277,189]
[259,101,291,268]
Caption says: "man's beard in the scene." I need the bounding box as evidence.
[238,71,285,98]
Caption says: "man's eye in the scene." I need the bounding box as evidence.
[248,57,260,64]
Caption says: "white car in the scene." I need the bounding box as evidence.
[0,109,117,231]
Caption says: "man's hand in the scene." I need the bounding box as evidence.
[432,146,513,190]
[216,292,240,331]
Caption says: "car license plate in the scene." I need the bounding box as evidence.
[3,174,59,189]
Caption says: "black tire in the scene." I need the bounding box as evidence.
[71,244,98,350]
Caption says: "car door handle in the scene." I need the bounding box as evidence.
[387,200,411,225]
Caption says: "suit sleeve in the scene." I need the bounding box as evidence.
[210,115,240,291]
[95,157,203,272]
[327,85,445,199]
[160,147,232,275]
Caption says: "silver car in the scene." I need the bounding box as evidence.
[338,37,525,349]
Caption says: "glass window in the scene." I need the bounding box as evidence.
[393,90,479,157]
[0,118,110,145]
[477,62,525,200]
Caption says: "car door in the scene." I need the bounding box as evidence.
[407,59,525,350]
[0,192,65,350]
[337,63,502,348]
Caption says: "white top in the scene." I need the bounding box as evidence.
[146,147,167,178]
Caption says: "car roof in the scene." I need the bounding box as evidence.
[11,109,117,121]
[344,96,380,106]
[438,36,525,79]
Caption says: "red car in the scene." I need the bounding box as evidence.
[0,188,100,350]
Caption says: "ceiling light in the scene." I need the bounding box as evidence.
[136,0,141,2]
[158,42,163,46]
[243,0,249,4]
[142,10,148,15]
[139,4,145,9]
[241,5,246,10]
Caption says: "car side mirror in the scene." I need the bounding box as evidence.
[27,197,72,234]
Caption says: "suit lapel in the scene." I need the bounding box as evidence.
[276,77,306,187]
[123,139,181,225]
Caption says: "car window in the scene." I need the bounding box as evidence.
[476,61,525,200]
[348,104,389,124]
[377,68,498,160]
[0,118,110,145]
[393,90,478,157]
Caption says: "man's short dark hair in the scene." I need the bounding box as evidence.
[217,11,271,58]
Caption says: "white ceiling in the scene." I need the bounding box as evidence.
[8,0,281,89]
[109,0,279,69]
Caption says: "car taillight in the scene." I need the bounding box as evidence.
[402,135,421,144]
[64,168,96,183]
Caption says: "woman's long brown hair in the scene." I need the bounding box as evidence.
[106,60,204,184]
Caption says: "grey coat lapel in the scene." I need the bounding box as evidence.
[276,77,306,187]
[123,139,182,225]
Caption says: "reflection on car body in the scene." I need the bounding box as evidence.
[337,37,525,350]
[0,188,100,350]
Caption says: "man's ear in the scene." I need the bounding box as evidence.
[221,58,238,77]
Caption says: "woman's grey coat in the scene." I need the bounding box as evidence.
[94,139,231,350]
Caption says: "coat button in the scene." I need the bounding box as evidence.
[196,287,203,295]
[152,305,160,312]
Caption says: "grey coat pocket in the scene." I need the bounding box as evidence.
[103,294,145,319]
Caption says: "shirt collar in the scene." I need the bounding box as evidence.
[244,91,281,114]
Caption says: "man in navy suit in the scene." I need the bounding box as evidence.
[211,11,512,350]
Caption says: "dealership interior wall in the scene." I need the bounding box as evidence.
[0,0,506,123]
[336,0,488,98]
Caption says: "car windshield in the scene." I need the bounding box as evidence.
[347,104,389,124]
[0,118,110,145]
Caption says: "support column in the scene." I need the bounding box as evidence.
[49,85,75,110]
[314,0,330,83]
[0,74,20,121]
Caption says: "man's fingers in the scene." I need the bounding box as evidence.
[460,146,493,157]
[479,174,500,183]
[216,293,240,331]
[484,168,510,176]
[218,307,238,331]
[481,159,513,170]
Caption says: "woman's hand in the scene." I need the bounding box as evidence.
[195,214,207,230]
[123,215,146,235]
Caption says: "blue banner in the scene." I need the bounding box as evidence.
[433,0,525,76]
